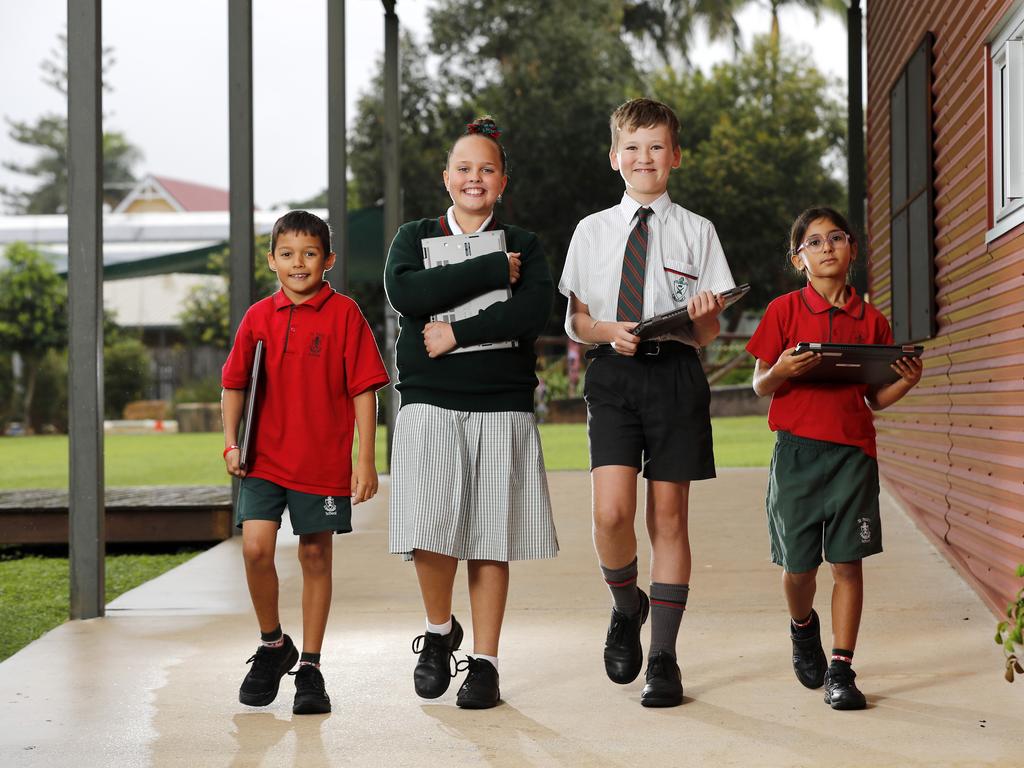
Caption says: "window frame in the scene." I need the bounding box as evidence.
[988,2,1024,242]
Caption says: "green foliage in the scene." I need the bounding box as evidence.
[995,564,1024,683]
[28,349,67,433]
[0,550,199,662]
[178,236,277,350]
[104,338,153,419]
[173,375,223,406]
[655,37,847,310]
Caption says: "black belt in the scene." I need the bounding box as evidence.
[585,340,696,360]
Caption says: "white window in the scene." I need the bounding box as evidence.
[989,3,1024,241]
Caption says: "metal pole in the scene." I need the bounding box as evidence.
[328,0,348,291]
[67,0,105,619]
[382,0,401,469]
[848,0,867,296]
[228,0,255,521]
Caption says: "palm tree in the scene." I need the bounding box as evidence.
[622,0,746,68]
[759,0,851,50]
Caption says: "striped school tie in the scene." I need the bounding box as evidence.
[616,206,653,322]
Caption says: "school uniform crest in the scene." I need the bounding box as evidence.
[309,333,322,357]
[324,496,337,514]
[857,517,872,543]
[671,275,689,303]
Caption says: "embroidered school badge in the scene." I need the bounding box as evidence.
[671,275,689,303]
[309,334,322,357]
[857,518,872,543]
[324,496,337,515]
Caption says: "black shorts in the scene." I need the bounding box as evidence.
[583,341,715,482]
[236,477,353,535]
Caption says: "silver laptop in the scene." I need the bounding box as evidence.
[421,229,517,354]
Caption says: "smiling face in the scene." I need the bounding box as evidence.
[267,230,336,304]
[790,217,856,282]
[443,134,508,221]
[609,123,681,204]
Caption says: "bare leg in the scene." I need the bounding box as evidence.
[830,560,864,651]
[592,465,640,569]
[645,480,691,584]
[298,531,334,654]
[413,549,459,625]
[467,560,510,656]
[783,568,819,620]
[242,520,281,633]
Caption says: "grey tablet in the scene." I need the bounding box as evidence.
[790,342,923,386]
[239,339,264,471]
[630,283,751,340]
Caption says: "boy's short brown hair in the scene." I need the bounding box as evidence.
[609,98,681,152]
[271,210,332,255]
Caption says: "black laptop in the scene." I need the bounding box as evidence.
[790,342,923,386]
[239,340,264,471]
[630,283,751,340]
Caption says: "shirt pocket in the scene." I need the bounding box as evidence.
[663,259,699,304]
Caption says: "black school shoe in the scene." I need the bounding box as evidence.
[455,657,501,709]
[790,610,828,689]
[291,664,332,714]
[604,589,650,684]
[823,666,867,710]
[239,634,299,706]
[640,650,684,708]
[412,616,464,698]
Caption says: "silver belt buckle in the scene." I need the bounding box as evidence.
[644,340,661,356]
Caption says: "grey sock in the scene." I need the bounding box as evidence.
[649,582,689,658]
[600,558,641,616]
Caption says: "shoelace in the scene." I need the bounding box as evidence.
[827,666,856,687]
[288,666,325,692]
[411,633,459,678]
[455,656,487,680]
[245,645,279,678]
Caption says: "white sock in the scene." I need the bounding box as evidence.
[426,616,453,636]
[474,654,499,672]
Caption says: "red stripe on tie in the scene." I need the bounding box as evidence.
[618,293,641,319]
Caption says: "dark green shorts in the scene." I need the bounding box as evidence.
[236,477,352,535]
[765,432,882,572]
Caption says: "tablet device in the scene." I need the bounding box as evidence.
[630,283,751,340]
[421,230,517,354]
[790,342,923,386]
[239,339,264,471]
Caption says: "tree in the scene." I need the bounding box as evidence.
[655,37,846,311]
[1,33,142,213]
[623,0,746,69]
[0,243,68,430]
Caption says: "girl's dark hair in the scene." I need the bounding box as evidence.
[271,210,332,254]
[789,206,855,256]
[446,116,508,174]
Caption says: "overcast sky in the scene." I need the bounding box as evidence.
[0,0,856,213]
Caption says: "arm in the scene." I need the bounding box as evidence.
[687,290,726,347]
[384,223,510,318]
[221,388,246,477]
[567,292,642,356]
[350,389,378,504]
[751,349,822,397]
[866,356,923,410]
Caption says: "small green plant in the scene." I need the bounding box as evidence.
[995,564,1024,682]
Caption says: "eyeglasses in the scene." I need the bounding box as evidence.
[797,230,850,254]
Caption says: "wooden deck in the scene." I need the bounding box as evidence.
[0,485,233,545]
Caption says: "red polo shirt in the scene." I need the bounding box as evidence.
[222,281,390,495]
[746,285,893,457]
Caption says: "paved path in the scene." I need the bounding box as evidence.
[1,470,1020,767]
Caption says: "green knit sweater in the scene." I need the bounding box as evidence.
[384,216,554,412]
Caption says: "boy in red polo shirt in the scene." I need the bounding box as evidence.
[747,206,922,710]
[221,210,389,715]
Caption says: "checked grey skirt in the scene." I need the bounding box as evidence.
[388,403,559,562]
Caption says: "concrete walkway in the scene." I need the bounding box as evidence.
[1,470,1020,767]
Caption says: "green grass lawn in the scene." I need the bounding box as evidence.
[0,550,199,662]
[0,416,773,489]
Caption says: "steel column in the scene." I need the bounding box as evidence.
[848,0,867,296]
[328,0,348,289]
[382,0,401,468]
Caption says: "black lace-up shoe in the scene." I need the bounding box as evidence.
[455,657,501,709]
[791,610,828,689]
[823,666,867,710]
[291,664,331,714]
[239,634,299,706]
[604,589,650,684]
[640,650,684,708]
[412,616,464,699]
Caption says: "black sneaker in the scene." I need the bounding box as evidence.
[604,589,650,684]
[239,634,299,707]
[411,616,464,699]
[791,610,827,689]
[640,650,684,708]
[823,666,867,710]
[455,657,501,709]
[291,664,331,715]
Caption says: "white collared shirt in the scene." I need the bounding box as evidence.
[446,206,493,234]
[559,191,735,347]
